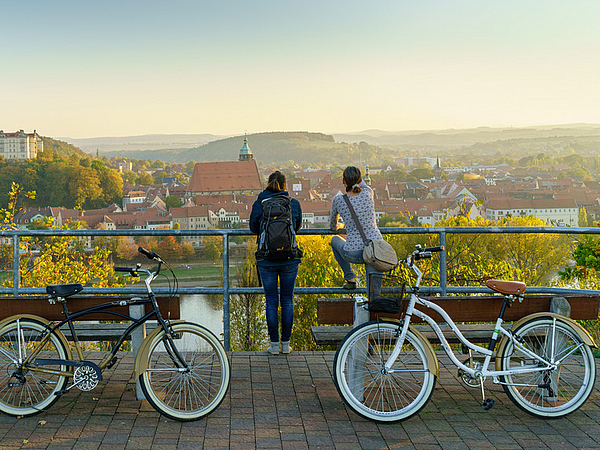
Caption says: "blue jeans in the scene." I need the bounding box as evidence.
[330,235,382,295]
[257,262,299,343]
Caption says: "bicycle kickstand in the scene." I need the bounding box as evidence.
[478,374,495,411]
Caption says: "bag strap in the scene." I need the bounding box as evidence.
[342,194,367,243]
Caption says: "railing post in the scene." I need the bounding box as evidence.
[12,235,19,297]
[439,231,447,296]
[222,233,230,351]
[129,304,146,401]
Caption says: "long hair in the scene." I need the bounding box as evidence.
[266,170,286,193]
[343,166,362,193]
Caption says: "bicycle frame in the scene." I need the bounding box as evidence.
[8,264,186,381]
[385,257,563,384]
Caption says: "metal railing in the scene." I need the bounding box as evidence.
[2,226,599,350]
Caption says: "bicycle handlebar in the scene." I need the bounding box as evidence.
[114,267,139,276]
[138,246,160,261]
[408,245,444,261]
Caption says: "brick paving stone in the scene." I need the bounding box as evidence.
[0,351,598,449]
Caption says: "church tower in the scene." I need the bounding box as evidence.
[239,134,254,161]
[364,163,371,185]
[434,156,442,178]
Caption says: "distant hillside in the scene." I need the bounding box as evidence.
[333,124,600,150]
[42,137,87,158]
[62,134,225,153]
[101,132,363,164]
[53,124,600,166]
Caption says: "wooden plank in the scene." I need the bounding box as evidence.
[317,298,355,324]
[317,294,600,325]
[58,322,160,341]
[0,296,180,321]
[311,323,513,346]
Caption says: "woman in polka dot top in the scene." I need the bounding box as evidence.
[329,166,383,292]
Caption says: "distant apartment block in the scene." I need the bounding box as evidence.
[0,130,42,161]
[484,198,579,226]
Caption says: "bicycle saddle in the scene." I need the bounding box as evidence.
[486,279,526,296]
[46,283,84,298]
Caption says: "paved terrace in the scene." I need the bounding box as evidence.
[1,351,599,450]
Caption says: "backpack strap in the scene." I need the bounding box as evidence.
[342,194,367,243]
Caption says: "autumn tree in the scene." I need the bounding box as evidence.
[1,183,124,288]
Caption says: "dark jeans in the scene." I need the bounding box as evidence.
[257,262,299,343]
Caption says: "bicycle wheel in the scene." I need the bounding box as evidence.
[334,321,436,422]
[139,322,230,421]
[0,318,69,416]
[498,317,596,418]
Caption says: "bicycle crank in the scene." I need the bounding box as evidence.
[458,357,486,389]
[73,365,99,391]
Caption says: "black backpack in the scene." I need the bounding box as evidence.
[255,193,302,261]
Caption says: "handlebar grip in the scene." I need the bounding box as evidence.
[114,267,139,276]
[414,251,432,261]
[422,245,444,253]
[138,247,158,260]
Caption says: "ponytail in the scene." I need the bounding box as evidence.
[343,166,362,193]
[266,170,287,193]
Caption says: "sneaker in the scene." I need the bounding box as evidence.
[342,281,357,290]
[267,342,279,355]
[281,341,292,354]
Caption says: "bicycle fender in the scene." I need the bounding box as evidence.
[408,324,440,379]
[0,314,73,360]
[134,320,186,379]
[495,312,597,371]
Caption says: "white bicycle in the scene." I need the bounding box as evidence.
[333,245,597,422]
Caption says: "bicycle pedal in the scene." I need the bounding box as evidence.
[481,398,495,410]
[106,357,118,369]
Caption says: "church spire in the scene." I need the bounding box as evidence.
[364,163,371,185]
[239,133,254,161]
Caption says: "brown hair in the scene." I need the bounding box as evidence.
[343,166,362,193]
[266,170,286,193]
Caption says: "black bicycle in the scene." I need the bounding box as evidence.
[0,247,230,421]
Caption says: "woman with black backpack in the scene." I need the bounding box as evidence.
[250,171,303,355]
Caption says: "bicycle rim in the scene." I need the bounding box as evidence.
[500,318,596,418]
[140,322,230,421]
[0,319,69,416]
[334,321,436,422]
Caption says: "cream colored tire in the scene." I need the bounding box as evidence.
[138,322,230,421]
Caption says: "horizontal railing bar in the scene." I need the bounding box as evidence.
[1,226,599,238]
[1,286,597,296]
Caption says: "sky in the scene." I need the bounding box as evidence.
[2,0,600,138]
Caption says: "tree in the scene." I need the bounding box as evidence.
[138,172,154,185]
[121,171,139,185]
[157,236,183,260]
[579,207,589,227]
[230,241,265,351]
[202,236,222,261]
[1,183,125,288]
[489,216,572,286]
[67,165,102,208]
[408,167,434,181]
[165,195,182,209]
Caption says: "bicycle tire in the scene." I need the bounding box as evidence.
[139,322,230,421]
[0,318,69,416]
[333,320,436,422]
[498,316,596,418]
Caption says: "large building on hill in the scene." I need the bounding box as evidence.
[186,136,262,197]
[0,130,42,161]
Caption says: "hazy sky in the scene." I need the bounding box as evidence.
[3,0,600,138]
